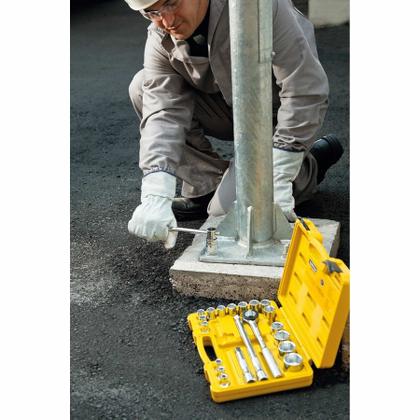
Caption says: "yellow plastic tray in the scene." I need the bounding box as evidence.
[187,218,350,402]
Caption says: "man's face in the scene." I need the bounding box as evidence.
[143,0,209,40]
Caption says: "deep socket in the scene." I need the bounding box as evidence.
[263,305,276,323]
[237,301,248,315]
[206,307,216,320]
[227,303,237,315]
[249,299,261,312]
[216,305,226,317]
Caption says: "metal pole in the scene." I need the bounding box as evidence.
[229,0,273,245]
[198,0,292,266]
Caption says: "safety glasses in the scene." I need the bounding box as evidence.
[140,0,181,21]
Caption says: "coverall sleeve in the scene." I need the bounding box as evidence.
[271,0,329,152]
[139,30,195,176]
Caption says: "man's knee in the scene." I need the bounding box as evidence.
[128,69,145,117]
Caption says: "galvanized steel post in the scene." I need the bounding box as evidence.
[199,0,292,266]
[229,0,274,245]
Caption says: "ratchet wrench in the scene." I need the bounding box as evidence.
[243,310,282,378]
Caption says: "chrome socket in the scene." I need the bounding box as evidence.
[271,321,284,332]
[200,321,210,332]
[216,304,226,317]
[278,340,296,356]
[274,329,290,342]
[205,227,218,256]
[216,365,225,373]
[263,305,276,323]
[237,301,248,315]
[260,299,271,311]
[227,303,237,315]
[218,372,230,387]
[206,307,216,320]
[283,352,303,372]
[248,299,261,312]
[196,308,206,320]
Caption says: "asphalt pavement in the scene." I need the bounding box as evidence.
[71,1,349,418]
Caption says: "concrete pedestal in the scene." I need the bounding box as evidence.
[170,216,340,300]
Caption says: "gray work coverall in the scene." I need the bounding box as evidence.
[129,0,329,205]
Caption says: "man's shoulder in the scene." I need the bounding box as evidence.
[147,23,168,42]
[145,24,172,58]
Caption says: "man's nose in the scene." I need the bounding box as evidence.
[161,11,176,28]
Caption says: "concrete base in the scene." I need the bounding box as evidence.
[170,216,340,301]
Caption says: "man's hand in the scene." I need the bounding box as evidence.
[128,172,178,249]
[273,148,304,222]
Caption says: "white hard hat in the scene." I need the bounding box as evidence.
[124,0,157,11]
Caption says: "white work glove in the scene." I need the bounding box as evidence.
[273,148,304,222]
[128,171,178,249]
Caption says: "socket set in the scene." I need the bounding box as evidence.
[187,219,350,402]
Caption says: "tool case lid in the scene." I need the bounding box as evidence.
[278,218,350,368]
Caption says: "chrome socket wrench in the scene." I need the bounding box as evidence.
[234,347,256,383]
[169,227,219,256]
[233,315,268,381]
[242,310,282,378]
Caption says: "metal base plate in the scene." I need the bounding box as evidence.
[198,202,292,266]
[199,237,290,266]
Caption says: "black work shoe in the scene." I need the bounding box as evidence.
[310,134,344,184]
[172,191,215,221]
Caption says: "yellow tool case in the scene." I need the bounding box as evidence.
[187,218,350,403]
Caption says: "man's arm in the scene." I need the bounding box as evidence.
[271,0,329,152]
[128,30,194,248]
[269,0,329,221]
[139,29,195,175]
